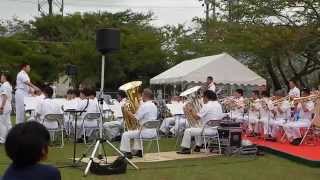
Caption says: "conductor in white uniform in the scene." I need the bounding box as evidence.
[120,88,158,159]
[206,76,216,92]
[15,64,40,124]
[177,90,223,154]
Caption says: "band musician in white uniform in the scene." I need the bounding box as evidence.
[0,72,13,143]
[288,80,300,98]
[120,88,158,159]
[229,89,245,121]
[283,88,314,143]
[206,76,216,92]
[103,90,127,141]
[15,64,40,124]
[177,90,223,154]
[35,86,62,130]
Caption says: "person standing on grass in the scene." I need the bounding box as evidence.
[15,63,40,124]
[0,72,13,143]
[3,121,61,180]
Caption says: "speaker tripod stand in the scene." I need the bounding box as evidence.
[82,53,139,177]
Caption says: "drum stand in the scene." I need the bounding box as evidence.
[82,54,138,177]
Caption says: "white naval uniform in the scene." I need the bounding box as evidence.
[74,98,100,138]
[257,98,274,135]
[62,98,79,133]
[269,100,291,137]
[15,70,30,124]
[247,99,262,132]
[103,98,126,139]
[289,87,300,98]
[35,98,63,129]
[283,101,314,140]
[229,97,245,121]
[208,82,216,92]
[160,101,186,135]
[120,100,158,153]
[181,101,223,149]
[0,82,13,143]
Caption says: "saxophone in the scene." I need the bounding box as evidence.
[119,81,142,131]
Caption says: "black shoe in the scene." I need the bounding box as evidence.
[132,150,143,158]
[176,148,191,154]
[123,152,133,159]
[76,138,83,143]
[193,146,201,152]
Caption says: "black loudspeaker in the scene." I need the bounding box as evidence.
[96,28,120,54]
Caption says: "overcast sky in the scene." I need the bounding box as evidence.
[0,0,205,26]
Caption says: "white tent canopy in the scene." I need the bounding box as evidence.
[150,53,266,86]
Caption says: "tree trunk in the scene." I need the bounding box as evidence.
[264,58,282,90]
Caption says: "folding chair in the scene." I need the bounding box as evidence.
[137,120,161,159]
[201,120,221,154]
[43,114,65,148]
[300,99,320,145]
[81,113,101,144]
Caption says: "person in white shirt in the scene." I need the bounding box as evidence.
[268,90,291,139]
[160,96,186,135]
[177,90,223,154]
[288,80,300,98]
[35,86,62,130]
[283,88,314,142]
[247,91,261,135]
[206,76,216,92]
[120,88,158,159]
[0,73,13,143]
[257,91,274,137]
[229,89,245,121]
[15,64,40,124]
[103,91,127,141]
[74,88,100,142]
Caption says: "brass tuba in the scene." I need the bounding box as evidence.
[180,86,203,127]
[119,81,142,131]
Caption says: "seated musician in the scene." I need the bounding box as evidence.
[257,91,274,137]
[35,86,62,130]
[103,90,127,141]
[229,89,245,121]
[247,90,261,136]
[283,88,314,143]
[268,90,291,139]
[120,88,158,159]
[288,80,300,98]
[160,96,186,136]
[177,90,223,154]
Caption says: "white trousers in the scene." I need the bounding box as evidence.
[103,119,123,139]
[120,129,157,153]
[15,90,26,124]
[160,116,187,134]
[269,119,286,137]
[0,112,12,143]
[283,120,311,140]
[181,127,218,149]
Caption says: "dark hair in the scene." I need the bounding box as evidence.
[20,63,30,70]
[42,86,53,98]
[236,89,244,96]
[118,90,127,98]
[252,90,259,96]
[1,72,12,84]
[5,121,50,168]
[66,89,74,95]
[302,88,310,95]
[289,80,297,85]
[207,76,213,81]
[203,90,217,101]
[74,89,80,97]
[261,91,270,97]
[81,88,91,97]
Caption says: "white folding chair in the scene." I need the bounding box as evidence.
[43,114,65,148]
[137,120,161,159]
[201,120,221,154]
[81,113,101,144]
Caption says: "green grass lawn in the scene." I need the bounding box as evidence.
[2,116,319,180]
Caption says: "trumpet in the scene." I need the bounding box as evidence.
[292,94,320,104]
[272,95,290,106]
